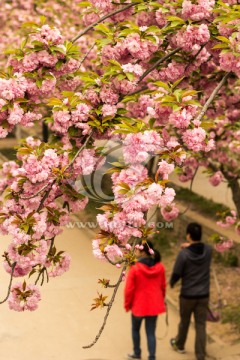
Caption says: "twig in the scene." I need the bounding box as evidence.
[0,262,16,304]
[194,72,231,123]
[104,253,125,266]
[35,238,54,285]
[119,85,148,101]
[138,47,181,84]
[20,183,49,200]
[37,179,57,212]
[78,42,96,68]
[83,264,127,349]
[64,131,93,172]
[35,266,46,285]
[72,2,139,43]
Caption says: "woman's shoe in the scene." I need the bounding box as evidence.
[127,354,141,359]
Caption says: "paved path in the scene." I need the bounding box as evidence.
[0,226,238,360]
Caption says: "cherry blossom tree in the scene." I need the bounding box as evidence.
[0,0,239,347]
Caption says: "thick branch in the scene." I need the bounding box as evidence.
[194,72,231,123]
[83,264,127,349]
[72,2,139,43]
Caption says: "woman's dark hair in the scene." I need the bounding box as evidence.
[186,222,202,241]
[142,240,161,263]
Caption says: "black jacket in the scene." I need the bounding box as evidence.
[170,242,212,298]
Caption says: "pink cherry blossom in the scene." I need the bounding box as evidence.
[161,203,179,221]
[8,282,41,311]
[209,171,223,186]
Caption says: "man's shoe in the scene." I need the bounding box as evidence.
[170,338,186,354]
[127,354,141,359]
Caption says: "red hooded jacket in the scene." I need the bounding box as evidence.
[124,260,166,316]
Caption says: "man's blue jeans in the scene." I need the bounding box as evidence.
[131,314,157,360]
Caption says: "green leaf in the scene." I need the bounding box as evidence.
[94,24,112,36]
[154,81,170,91]
[78,1,91,6]
[182,90,198,98]
[36,79,42,89]
[15,98,29,103]
[20,38,28,50]
[21,21,39,28]
[23,280,26,291]
[119,28,138,37]
[48,98,63,107]
[118,189,129,195]
[118,182,131,191]
[50,46,66,54]
[107,59,122,69]
[212,44,229,49]
[55,60,64,70]
[125,72,135,81]
[40,15,46,25]
[149,118,156,129]
[166,16,185,24]
[172,77,185,89]
[216,36,230,43]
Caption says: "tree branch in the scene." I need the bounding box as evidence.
[37,179,57,212]
[138,47,181,84]
[83,264,127,349]
[104,253,125,266]
[0,262,16,304]
[64,131,93,172]
[78,42,96,69]
[194,72,231,123]
[72,2,140,43]
[20,183,49,200]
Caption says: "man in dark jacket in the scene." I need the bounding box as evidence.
[170,222,212,360]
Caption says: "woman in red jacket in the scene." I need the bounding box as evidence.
[124,240,166,360]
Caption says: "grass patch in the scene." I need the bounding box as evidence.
[151,228,178,256]
[213,250,239,267]
[222,305,240,333]
[0,148,16,160]
[172,185,229,219]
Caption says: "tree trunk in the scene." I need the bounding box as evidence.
[228,178,240,217]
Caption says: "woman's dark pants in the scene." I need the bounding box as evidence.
[131,314,157,360]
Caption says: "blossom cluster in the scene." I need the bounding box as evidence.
[0,73,42,137]
[92,157,178,263]
[0,137,93,311]
[0,24,82,138]
[8,282,41,311]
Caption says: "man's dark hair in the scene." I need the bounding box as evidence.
[186,222,202,241]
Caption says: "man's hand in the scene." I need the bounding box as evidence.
[181,242,190,249]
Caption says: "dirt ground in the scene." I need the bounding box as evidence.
[163,245,240,345]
